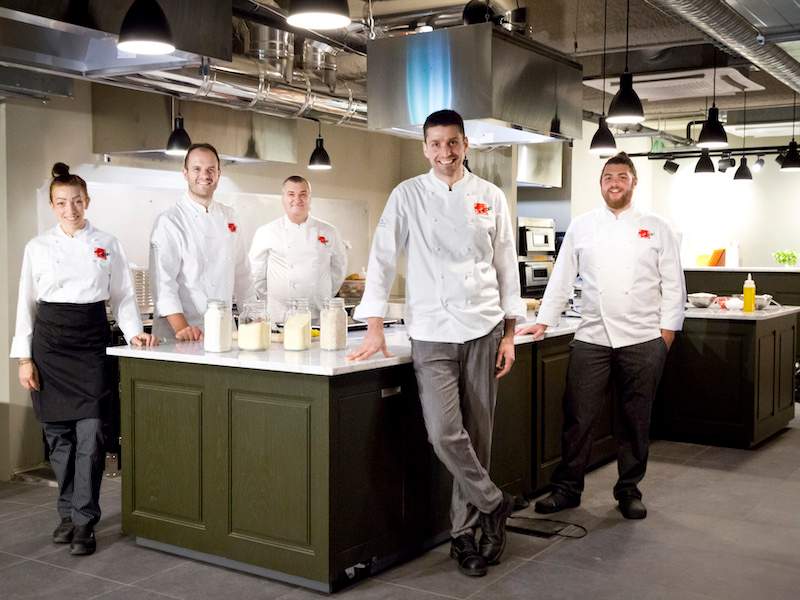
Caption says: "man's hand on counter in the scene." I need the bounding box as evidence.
[175,326,203,342]
[347,317,394,361]
[515,323,548,340]
[131,333,159,348]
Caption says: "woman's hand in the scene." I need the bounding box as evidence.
[18,361,39,391]
[131,333,159,348]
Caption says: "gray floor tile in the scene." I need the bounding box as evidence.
[37,530,188,585]
[649,439,710,461]
[471,559,716,600]
[374,544,523,599]
[135,560,297,599]
[532,524,800,600]
[0,507,72,558]
[0,481,58,505]
[0,559,121,599]
[0,549,27,571]
[89,586,180,600]
[0,500,49,523]
[278,579,457,599]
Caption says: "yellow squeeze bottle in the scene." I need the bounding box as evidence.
[743,273,756,312]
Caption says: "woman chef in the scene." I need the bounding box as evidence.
[9,163,157,556]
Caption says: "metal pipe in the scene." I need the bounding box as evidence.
[626,144,788,160]
[646,0,800,94]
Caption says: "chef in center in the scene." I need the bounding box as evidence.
[248,175,347,322]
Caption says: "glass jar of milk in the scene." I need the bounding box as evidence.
[320,298,347,350]
[203,299,232,352]
[284,298,312,351]
[238,302,270,351]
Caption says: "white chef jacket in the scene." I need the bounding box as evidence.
[536,205,686,348]
[10,221,143,358]
[248,214,347,322]
[150,194,255,340]
[355,169,526,343]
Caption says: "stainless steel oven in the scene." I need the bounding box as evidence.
[519,259,554,297]
[519,217,555,256]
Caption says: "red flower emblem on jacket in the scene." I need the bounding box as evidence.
[474,202,490,215]
[318,235,329,245]
[228,223,237,233]
[638,229,653,239]
[94,247,108,260]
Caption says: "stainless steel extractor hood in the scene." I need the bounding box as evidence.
[367,23,583,145]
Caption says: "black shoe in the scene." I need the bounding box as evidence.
[449,534,488,577]
[478,492,515,565]
[69,525,96,556]
[513,495,530,511]
[52,517,74,544]
[618,497,647,520]
[534,491,580,514]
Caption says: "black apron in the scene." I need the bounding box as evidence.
[31,301,112,423]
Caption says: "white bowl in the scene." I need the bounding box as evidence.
[687,292,717,308]
[725,297,744,310]
[732,294,773,309]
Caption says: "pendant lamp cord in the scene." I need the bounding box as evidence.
[624,0,630,72]
[793,92,797,141]
[712,47,717,107]
[601,0,608,114]
[742,91,746,152]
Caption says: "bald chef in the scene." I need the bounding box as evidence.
[150,143,255,341]
[249,176,347,321]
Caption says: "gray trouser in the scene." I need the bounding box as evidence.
[43,418,105,526]
[411,322,504,538]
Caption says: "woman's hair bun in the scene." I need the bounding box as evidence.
[51,162,70,178]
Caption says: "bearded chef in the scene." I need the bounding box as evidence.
[248,175,347,322]
[150,143,255,341]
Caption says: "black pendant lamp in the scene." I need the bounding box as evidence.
[590,0,617,155]
[697,49,728,149]
[308,120,332,170]
[117,0,175,55]
[287,0,351,30]
[606,0,644,125]
[165,99,191,157]
[733,92,752,180]
[781,92,800,172]
[694,148,715,174]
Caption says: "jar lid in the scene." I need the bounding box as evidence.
[325,297,345,308]
[207,299,227,309]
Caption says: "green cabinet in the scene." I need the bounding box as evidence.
[656,313,796,447]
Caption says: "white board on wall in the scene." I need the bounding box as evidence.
[36,167,370,275]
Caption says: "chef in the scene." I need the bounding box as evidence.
[248,175,347,322]
[518,152,685,520]
[150,143,255,341]
[349,110,525,578]
[10,163,156,557]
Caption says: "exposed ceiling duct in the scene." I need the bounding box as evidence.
[646,0,800,95]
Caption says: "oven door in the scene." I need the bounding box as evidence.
[521,227,556,254]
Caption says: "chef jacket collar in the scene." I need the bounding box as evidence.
[426,168,472,192]
[54,220,93,240]
[282,214,311,230]
[601,203,638,221]
[180,192,216,215]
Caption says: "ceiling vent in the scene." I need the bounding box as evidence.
[583,67,764,101]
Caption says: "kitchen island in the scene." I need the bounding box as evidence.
[108,318,580,592]
[655,305,800,448]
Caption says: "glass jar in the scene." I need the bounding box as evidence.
[320,297,347,350]
[203,299,232,352]
[238,302,270,351]
[283,298,312,351]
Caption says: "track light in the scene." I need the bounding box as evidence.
[308,120,332,170]
[606,0,644,125]
[694,149,715,174]
[781,93,800,172]
[117,0,175,55]
[663,159,679,174]
[287,0,351,30]
[733,156,752,180]
[717,153,735,173]
[751,156,765,173]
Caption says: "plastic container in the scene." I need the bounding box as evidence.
[238,302,270,351]
[284,298,312,351]
[320,297,347,350]
[743,273,756,313]
[203,299,232,352]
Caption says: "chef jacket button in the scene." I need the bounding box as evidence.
[436,247,441,252]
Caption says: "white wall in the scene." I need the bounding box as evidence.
[651,137,800,267]
[0,81,419,478]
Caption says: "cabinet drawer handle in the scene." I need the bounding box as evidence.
[381,386,402,398]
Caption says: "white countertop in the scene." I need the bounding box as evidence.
[683,305,800,320]
[685,267,800,273]
[107,315,582,376]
